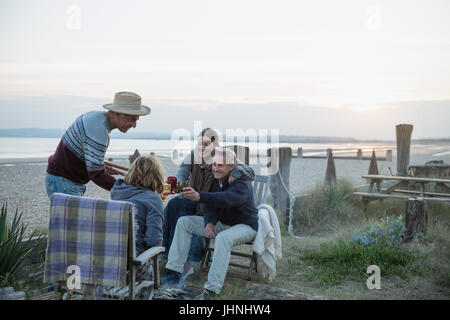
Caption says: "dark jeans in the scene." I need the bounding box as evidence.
[162,197,205,262]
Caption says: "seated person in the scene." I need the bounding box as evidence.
[110,155,164,255]
[162,128,255,276]
[164,148,258,296]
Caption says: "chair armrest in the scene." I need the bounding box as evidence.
[134,246,165,266]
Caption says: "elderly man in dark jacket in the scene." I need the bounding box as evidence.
[164,147,258,296]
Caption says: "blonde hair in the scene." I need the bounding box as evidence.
[124,155,165,193]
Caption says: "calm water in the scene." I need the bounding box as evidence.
[0,137,448,160]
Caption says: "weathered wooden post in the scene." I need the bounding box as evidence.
[226,145,250,165]
[129,149,141,165]
[172,149,179,160]
[386,150,393,162]
[297,148,303,158]
[404,198,428,241]
[396,124,413,176]
[357,149,363,160]
[267,147,292,227]
[324,149,337,186]
[368,150,381,192]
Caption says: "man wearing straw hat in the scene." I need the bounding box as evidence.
[45,91,151,198]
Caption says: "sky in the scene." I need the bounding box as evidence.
[0,0,449,140]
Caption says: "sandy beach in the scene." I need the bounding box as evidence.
[1,148,449,233]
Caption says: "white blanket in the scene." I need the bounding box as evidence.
[252,204,282,281]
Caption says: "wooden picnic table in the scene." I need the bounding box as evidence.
[353,174,450,205]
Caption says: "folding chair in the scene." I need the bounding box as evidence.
[200,175,270,280]
[43,193,164,300]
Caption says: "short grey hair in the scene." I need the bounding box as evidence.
[214,147,237,165]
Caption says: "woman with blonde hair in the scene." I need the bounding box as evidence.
[110,154,165,255]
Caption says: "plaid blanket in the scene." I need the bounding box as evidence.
[44,193,132,287]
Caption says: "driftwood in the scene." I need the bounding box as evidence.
[396,124,413,176]
[242,284,336,300]
[404,198,428,241]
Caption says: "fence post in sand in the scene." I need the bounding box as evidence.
[368,150,381,192]
[404,198,428,242]
[324,149,337,187]
[297,148,303,158]
[396,124,413,176]
[267,147,292,227]
[129,149,141,165]
[225,145,250,165]
[357,149,363,160]
[386,150,393,162]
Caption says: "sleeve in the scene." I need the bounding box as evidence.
[230,161,256,181]
[176,150,194,182]
[203,207,219,227]
[199,179,250,209]
[143,202,164,248]
[83,136,116,190]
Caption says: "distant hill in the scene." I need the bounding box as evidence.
[0,128,448,143]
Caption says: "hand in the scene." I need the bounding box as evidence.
[204,223,217,239]
[228,175,237,184]
[180,187,200,202]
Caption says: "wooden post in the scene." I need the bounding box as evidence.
[129,149,141,165]
[267,147,292,227]
[297,148,303,158]
[386,150,393,162]
[324,149,337,186]
[396,124,413,176]
[226,145,250,165]
[172,149,179,160]
[368,150,381,192]
[357,149,363,160]
[404,198,428,241]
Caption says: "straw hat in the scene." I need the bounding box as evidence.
[103,92,151,116]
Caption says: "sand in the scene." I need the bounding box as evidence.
[0,152,449,232]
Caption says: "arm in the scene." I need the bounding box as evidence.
[82,135,116,190]
[230,160,255,181]
[199,179,250,209]
[176,150,194,182]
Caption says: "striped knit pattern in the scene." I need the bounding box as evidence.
[63,111,110,172]
[44,193,132,287]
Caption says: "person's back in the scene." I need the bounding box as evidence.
[111,179,163,255]
[110,155,165,255]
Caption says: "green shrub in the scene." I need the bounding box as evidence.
[0,203,44,286]
[352,215,407,247]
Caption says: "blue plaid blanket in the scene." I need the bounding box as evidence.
[44,193,132,287]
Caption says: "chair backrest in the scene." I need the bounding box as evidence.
[252,175,270,206]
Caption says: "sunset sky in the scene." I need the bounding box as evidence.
[1,0,449,139]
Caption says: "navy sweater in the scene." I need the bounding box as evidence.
[199,176,259,231]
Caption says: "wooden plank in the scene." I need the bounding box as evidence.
[353,192,450,202]
[382,189,450,198]
[362,175,450,184]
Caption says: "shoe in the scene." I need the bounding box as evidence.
[200,288,217,300]
[161,270,183,288]
[182,285,205,300]
[182,262,195,280]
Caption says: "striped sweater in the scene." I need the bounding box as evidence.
[47,111,116,190]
